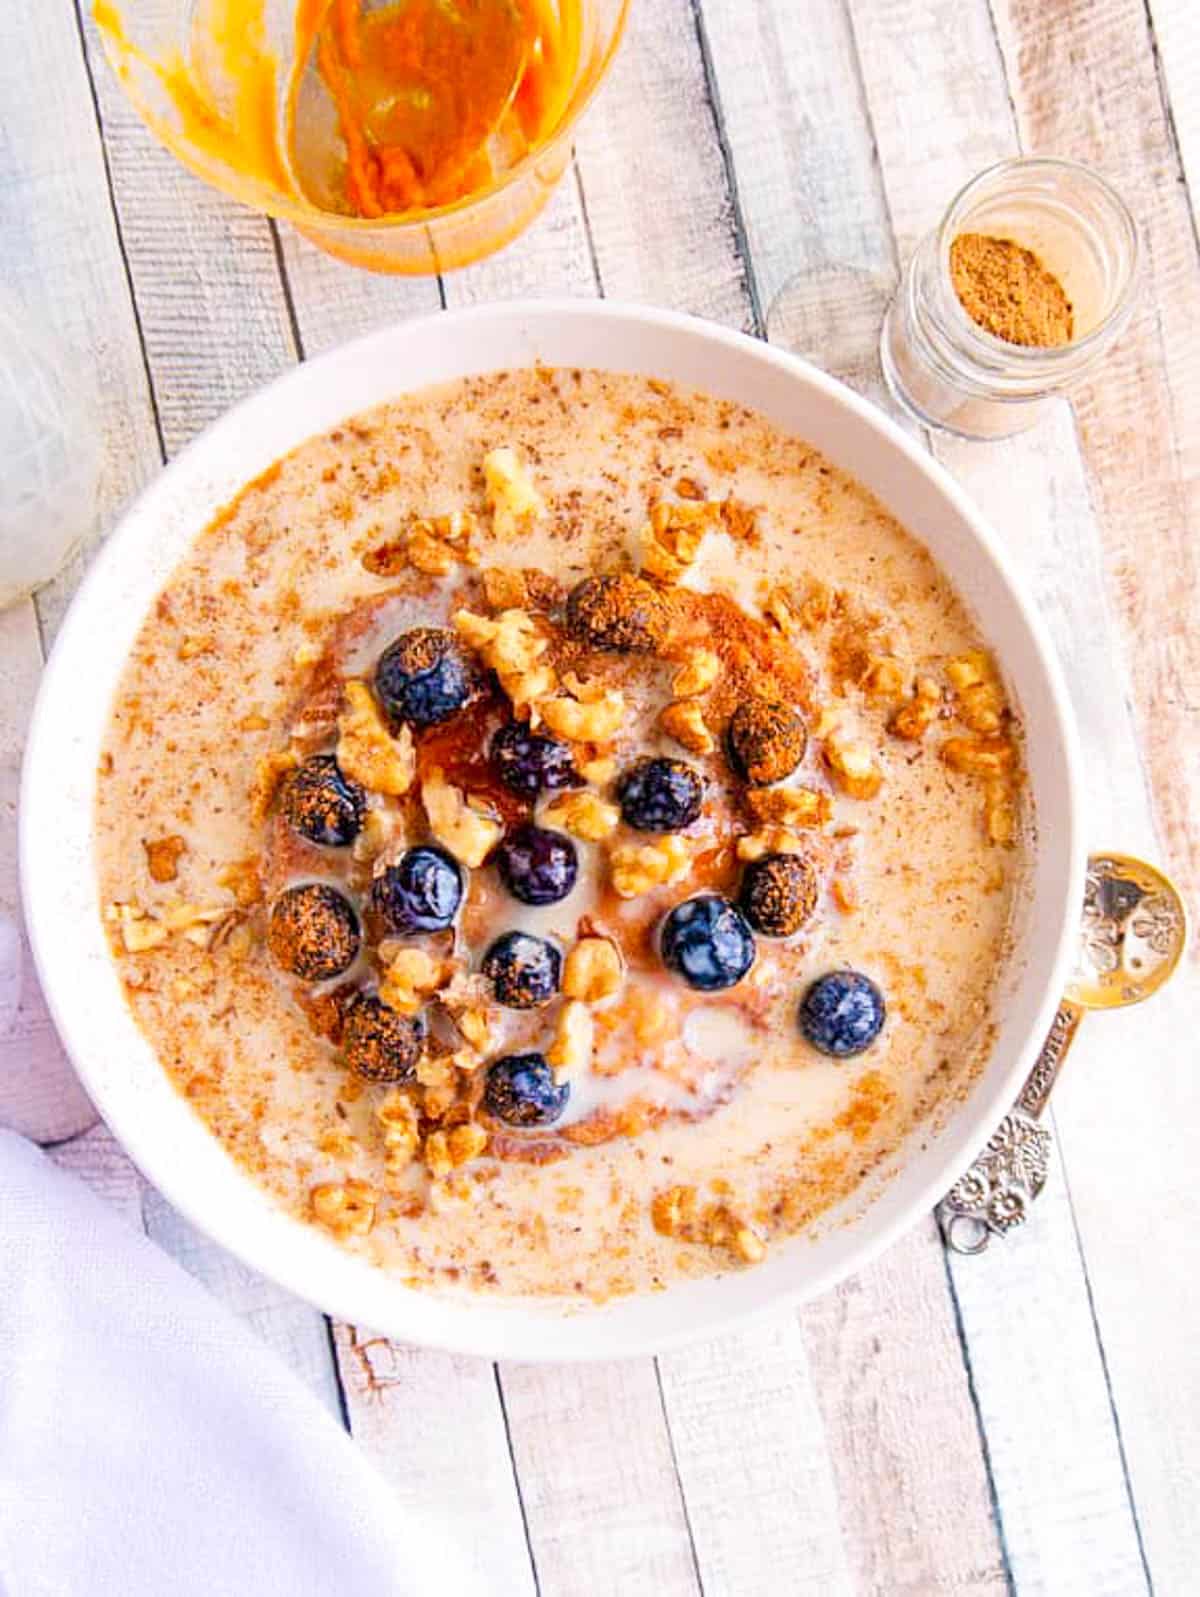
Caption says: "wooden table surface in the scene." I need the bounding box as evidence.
[3,2,1199,1591]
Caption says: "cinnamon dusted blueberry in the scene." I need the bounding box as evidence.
[280,755,366,847]
[739,853,819,937]
[565,573,669,654]
[727,696,807,785]
[374,626,484,728]
[267,883,360,981]
[341,993,424,1082]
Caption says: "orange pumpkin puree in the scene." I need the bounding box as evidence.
[93,0,580,220]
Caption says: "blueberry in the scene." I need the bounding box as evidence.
[374,627,483,728]
[342,993,424,1082]
[566,573,669,654]
[727,696,807,785]
[370,845,463,935]
[660,894,755,991]
[483,1052,570,1127]
[496,823,578,906]
[799,970,886,1058]
[482,931,562,1008]
[740,853,819,937]
[267,883,360,981]
[617,757,704,832]
[490,723,581,799]
[280,755,366,847]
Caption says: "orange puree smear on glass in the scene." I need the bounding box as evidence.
[93,0,581,221]
[315,0,580,217]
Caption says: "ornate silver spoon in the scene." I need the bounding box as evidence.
[939,852,1188,1254]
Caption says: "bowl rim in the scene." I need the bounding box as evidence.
[20,300,1085,1359]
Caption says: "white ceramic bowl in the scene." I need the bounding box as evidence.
[21,302,1084,1359]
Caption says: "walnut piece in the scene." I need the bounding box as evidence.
[379,948,445,1015]
[217,858,262,907]
[248,747,300,825]
[540,687,625,744]
[336,681,415,796]
[578,754,617,785]
[824,734,884,800]
[311,1178,377,1238]
[941,736,1016,776]
[651,1185,766,1264]
[746,785,832,829]
[736,824,806,861]
[947,651,1005,735]
[483,446,545,539]
[110,903,169,954]
[453,607,557,721]
[563,937,623,1003]
[425,1123,489,1177]
[421,770,503,868]
[376,1090,420,1184]
[671,648,721,698]
[890,675,942,741]
[540,789,621,841]
[659,700,715,755]
[861,656,906,700]
[546,998,594,1083]
[143,835,186,883]
[640,501,719,583]
[983,777,1017,846]
[610,835,691,898]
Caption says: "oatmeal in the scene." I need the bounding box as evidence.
[94,369,1028,1300]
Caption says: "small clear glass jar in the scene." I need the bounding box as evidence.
[881,157,1139,439]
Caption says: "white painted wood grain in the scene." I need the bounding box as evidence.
[500,1358,701,1596]
[658,1313,855,1596]
[1149,0,1200,232]
[801,1222,1008,1596]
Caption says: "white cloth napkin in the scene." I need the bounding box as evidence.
[0,1129,474,1597]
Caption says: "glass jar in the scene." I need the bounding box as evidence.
[880,157,1139,439]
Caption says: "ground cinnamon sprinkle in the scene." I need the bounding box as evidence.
[950,232,1074,348]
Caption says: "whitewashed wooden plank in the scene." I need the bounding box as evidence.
[571,0,753,327]
[802,1221,1008,1595]
[47,1122,145,1229]
[331,1329,537,1597]
[500,1358,701,1595]
[0,0,164,1139]
[442,174,597,305]
[275,227,440,358]
[75,2,298,456]
[846,3,1198,1591]
[1149,0,1200,233]
[658,1314,854,1596]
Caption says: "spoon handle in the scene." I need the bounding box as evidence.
[937,999,1085,1256]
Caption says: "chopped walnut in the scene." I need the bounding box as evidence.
[983,777,1017,846]
[483,446,545,539]
[177,634,213,661]
[610,835,691,898]
[640,501,719,584]
[540,789,621,841]
[248,747,300,825]
[143,835,186,883]
[217,858,262,908]
[651,1183,698,1237]
[824,734,884,800]
[111,903,169,954]
[311,1178,377,1238]
[941,736,1016,776]
[317,1129,358,1162]
[861,656,906,700]
[453,607,557,720]
[336,681,416,797]
[546,999,594,1083]
[379,948,445,1015]
[406,527,455,576]
[890,675,942,741]
[376,1090,420,1183]
[425,1122,489,1178]
[659,700,714,755]
[578,754,617,786]
[364,511,478,577]
[947,652,1005,735]
[764,585,799,635]
[671,648,721,698]
[563,937,623,1003]
[457,1006,493,1052]
[736,825,806,861]
[541,688,625,744]
[421,770,503,867]
[746,785,832,829]
[353,805,406,867]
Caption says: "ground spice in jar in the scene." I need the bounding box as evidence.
[949,232,1074,348]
